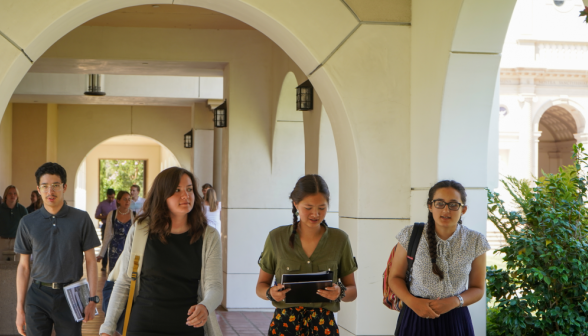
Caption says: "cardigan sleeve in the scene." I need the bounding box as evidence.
[199,227,223,314]
[98,210,115,258]
[99,224,135,336]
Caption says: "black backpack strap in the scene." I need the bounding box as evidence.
[405,222,425,281]
[394,222,425,336]
[112,210,117,226]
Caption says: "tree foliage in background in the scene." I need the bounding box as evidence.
[99,160,145,201]
[486,144,588,336]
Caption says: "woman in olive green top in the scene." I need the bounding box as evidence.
[257,175,357,336]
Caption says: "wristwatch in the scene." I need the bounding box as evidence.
[266,287,277,302]
[456,294,464,308]
[89,296,100,304]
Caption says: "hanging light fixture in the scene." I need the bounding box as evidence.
[184,130,193,148]
[84,74,106,96]
[296,80,313,111]
[214,101,227,128]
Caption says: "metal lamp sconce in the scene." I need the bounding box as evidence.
[184,130,193,148]
[214,101,227,128]
[296,80,313,111]
[84,74,106,96]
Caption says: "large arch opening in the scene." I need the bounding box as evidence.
[0,2,345,317]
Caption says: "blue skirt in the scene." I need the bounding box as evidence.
[396,305,475,336]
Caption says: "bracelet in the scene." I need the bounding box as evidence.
[335,281,347,303]
[456,294,464,308]
[266,287,276,302]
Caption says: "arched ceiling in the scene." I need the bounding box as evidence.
[82,4,254,30]
[539,105,577,142]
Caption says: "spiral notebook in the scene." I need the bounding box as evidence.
[281,271,334,304]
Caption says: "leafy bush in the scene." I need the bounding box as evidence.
[486,144,588,336]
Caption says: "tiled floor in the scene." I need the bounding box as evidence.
[217,311,273,336]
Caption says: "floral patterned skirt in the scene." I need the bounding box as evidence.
[268,307,338,336]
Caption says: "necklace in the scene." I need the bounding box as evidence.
[118,208,130,215]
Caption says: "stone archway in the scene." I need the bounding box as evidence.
[538,106,579,175]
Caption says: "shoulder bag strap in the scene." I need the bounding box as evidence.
[122,255,140,336]
[405,222,425,283]
[394,222,426,336]
[112,210,117,226]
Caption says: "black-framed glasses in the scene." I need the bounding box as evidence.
[431,199,464,211]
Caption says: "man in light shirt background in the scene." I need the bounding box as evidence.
[130,184,145,216]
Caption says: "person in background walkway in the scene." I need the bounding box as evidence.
[129,184,145,216]
[14,162,101,336]
[256,175,358,336]
[389,180,490,336]
[96,188,117,271]
[203,188,221,234]
[97,191,135,273]
[201,183,212,199]
[27,190,43,213]
[0,186,28,256]
[100,167,223,336]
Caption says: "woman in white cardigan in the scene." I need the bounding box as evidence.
[100,167,223,336]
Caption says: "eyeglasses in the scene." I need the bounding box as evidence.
[431,199,464,211]
[39,183,64,193]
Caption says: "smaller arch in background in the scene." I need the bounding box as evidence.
[73,134,180,211]
[533,98,587,134]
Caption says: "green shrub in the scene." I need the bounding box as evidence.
[486,144,588,336]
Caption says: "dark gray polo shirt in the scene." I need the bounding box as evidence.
[14,204,101,283]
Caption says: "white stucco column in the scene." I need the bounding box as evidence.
[207,99,224,195]
[532,131,542,177]
[518,95,535,179]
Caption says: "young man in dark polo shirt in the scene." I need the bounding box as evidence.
[14,162,101,336]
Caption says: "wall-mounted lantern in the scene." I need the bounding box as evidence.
[214,101,227,128]
[296,80,313,111]
[84,74,106,96]
[184,130,193,148]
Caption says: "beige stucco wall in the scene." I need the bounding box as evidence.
[46,103,58,162]
[193,102,214,130]
[12,103,48,194]
[0,103,12,193]
[85,144,160,225]
[56,104,190,204]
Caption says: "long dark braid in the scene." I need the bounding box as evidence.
[288,175,330,248]
[426,180,467,280]
[426,211,444,280]
[289,203,299,248]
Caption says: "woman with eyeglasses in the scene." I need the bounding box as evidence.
[388,180,490,336]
